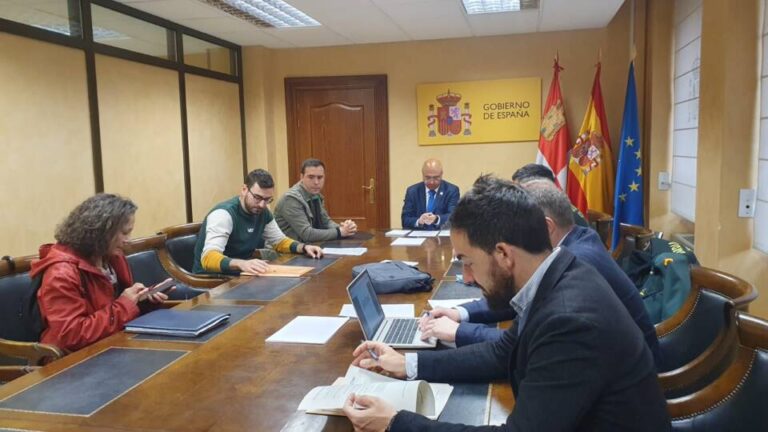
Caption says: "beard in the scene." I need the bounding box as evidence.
[482,260,517,311]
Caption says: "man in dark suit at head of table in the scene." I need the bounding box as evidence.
[344,175,670,432]
[400,158,460,230]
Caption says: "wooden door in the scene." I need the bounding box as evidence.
[285,75,389,229]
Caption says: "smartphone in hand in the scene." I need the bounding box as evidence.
[139,278,175,301]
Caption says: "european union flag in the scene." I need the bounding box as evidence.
[611,62,644,250]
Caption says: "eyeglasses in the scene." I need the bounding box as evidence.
[247,189,274,204]
[424,175,442,181]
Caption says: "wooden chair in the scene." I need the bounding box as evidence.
[611,222,655,260]
[586,209,613,249]
[0,255,64,382]
[656,267,757,376]
[124,234,224,290]
[156,223,230,286]
[667,311,768,431]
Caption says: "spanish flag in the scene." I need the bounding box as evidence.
[566,62,615,215]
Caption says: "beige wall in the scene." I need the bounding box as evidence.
[695,0,768,317]
[0,34,94,256]
[186,74,244,220]
[244,1,641,226]
[96,55,187,237]
[643,0,768,318]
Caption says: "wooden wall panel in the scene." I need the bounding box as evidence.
[0,33,94,257]
[185,74,243,221]
[96,55,186,237]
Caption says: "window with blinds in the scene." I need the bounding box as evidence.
[671,0,702,222]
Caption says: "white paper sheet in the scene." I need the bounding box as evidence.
[427,298,481,309]
[385,230,412,237]
[438,230,451,237]
[407,231,439,237]
[380,259,419,267]
[265,316,348,344]
[321,247,367,256]
[391,237,426,246]
[339,304,415,319]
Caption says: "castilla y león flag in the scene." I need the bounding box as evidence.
[567,62,615,215]
[536,58,570,190]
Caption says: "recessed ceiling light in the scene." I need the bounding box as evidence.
[200,0,320,28]
[462,0,538,15]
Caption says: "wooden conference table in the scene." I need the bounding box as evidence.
[0,231,513,431]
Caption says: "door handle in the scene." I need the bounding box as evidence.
[361,178,375,204]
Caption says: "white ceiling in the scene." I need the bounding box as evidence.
[115,0,625,48]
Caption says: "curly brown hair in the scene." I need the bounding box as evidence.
[55,194,137,258]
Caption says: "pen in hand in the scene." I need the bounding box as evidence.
[361,340,379,361]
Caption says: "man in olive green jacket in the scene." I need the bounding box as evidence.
[274,159,357,243]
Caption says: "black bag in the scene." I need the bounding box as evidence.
[16,269,86,342]
[16,273,45,342]
[351,261,433,294]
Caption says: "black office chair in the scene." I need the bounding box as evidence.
[159,222,202,274]
[656,267,756,375]
[668,311,768,431]
[123,235,212,298]
[0,255,63,382]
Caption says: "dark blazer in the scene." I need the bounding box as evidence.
[455,226,662,369]
[392,249,670,432]
[401,180,460,230]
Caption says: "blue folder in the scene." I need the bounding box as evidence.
[125,309,230,338]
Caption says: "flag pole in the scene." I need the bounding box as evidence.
[629,0,635,63]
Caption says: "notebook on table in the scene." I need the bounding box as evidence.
[125,309,230,338]
[346,269,436,349]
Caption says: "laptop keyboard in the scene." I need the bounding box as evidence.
[382,319,418,344]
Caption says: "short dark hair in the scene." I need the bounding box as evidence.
[450,175,552,254]
[300,158,325,174]
[512,163,556,184]
[524,184,575,228]
[55,194,137,258]
[244,169,274,189]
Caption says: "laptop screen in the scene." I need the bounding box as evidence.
[348,270,385,339]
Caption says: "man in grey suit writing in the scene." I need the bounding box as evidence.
[343,175,669,432]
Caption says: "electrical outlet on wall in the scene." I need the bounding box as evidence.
[658,171,671,191]
[738,189,756,218]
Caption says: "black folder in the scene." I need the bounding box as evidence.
[125,309,230,338]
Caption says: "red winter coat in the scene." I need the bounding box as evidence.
[30,244,140,352]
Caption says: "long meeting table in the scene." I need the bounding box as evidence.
[0,231,514,431]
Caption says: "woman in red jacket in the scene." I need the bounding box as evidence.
[30,194,169,352]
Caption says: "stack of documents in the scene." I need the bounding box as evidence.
[265,316,349,344]
[428,298,481,309]
[125,309,230,338]
[407,231,439,238]
[298,366,453,420]
[391,237,426,246]
[339,304,414,318]
[322,247,367,256]
[385,229,412,237]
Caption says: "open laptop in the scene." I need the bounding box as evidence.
[346,269,436,349]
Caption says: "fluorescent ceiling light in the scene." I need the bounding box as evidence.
[462,0,528,15]
[201,0,320,28]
